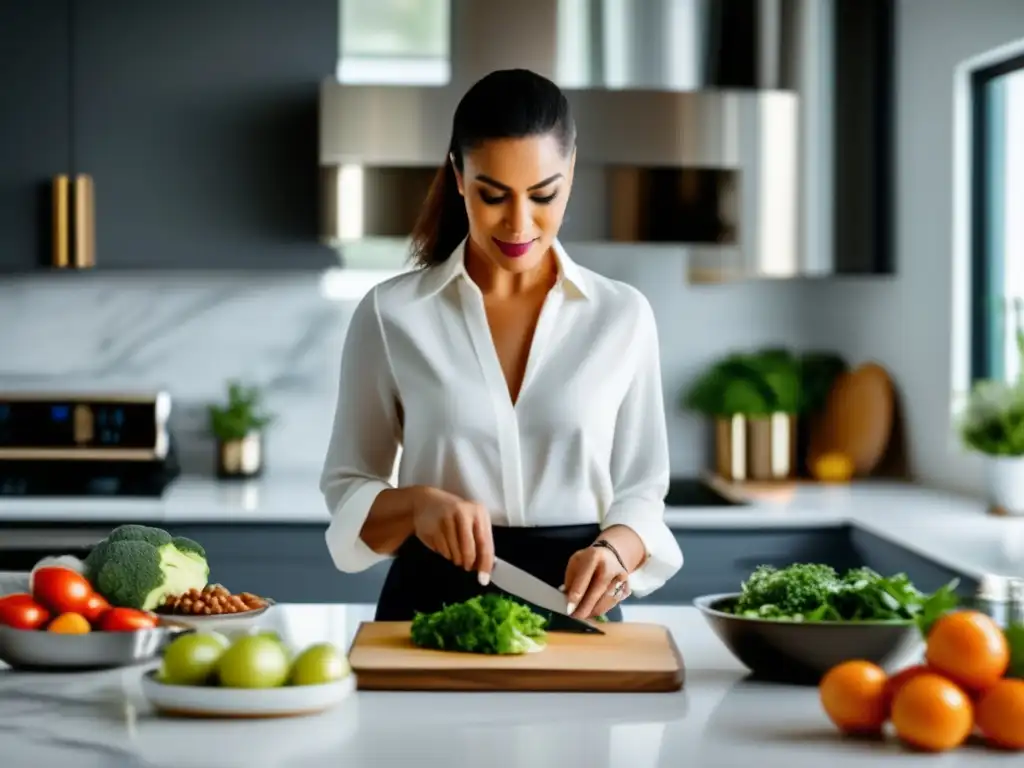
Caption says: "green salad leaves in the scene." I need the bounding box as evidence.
[410,594,548,655]
[727,563,959,633]
[1007,623,1024,679]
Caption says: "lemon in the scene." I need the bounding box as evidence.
[811,452,855,483]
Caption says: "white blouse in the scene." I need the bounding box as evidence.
[320,238,683,597]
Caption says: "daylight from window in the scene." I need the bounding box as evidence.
[1004,69,1024,382]
[337,0,450,84]
[973,61,1024,385]
[988,67,1024,382]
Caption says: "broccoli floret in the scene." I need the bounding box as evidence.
[83,540,112,582]
[106,524,173,547]
[171,535,207,561]
[85,526,166,581]
[733,563,842,617]
[88,532,210,611]
[410,594,548,655]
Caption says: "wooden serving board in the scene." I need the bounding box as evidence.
[347,621,685,692]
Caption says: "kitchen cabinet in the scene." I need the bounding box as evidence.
[0,2,73,271]
[0,522,978,607]
[70,0,337,270]
[0,0,339,272]
[646,527,860,605]
[850,528,979,597]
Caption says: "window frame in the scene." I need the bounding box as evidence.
[970,52,1024,383]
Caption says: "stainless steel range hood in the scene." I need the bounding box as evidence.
[319,0,894,281]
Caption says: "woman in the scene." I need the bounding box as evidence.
[320,68,682,623]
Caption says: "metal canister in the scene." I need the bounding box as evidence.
[974,574,1013,628]
[1008,578,1024,626]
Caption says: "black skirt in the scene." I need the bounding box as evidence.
[374,524,624,623]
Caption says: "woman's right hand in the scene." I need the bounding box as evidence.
[410,486,496,584]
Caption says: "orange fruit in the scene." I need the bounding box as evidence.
[925,610,1009,692]
[819,660,889,734]
[47,612,91,634]
[891,672,974,752]
[883,663,931,712]
[975,678,1024,750]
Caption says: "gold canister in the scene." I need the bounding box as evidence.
[216,432,264,479]
[714,413,797,482]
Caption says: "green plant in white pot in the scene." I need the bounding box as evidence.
[959,298,1024,514]
[208,380,275,480]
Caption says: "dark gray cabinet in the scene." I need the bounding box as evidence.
[0,0,339,272]
[164,524,391,605]
[0,521,979,608]
[0,2,73,271]
[635,527,860,605]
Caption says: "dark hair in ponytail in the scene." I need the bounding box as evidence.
[408,68,576,268]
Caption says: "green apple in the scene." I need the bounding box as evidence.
[288,642,350,686]
[159,632,229,686]
[216,634,291,689]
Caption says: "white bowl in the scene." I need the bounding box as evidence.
[139,669,357,718]
[155,601,275,633]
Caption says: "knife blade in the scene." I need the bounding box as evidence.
[489,558,605,635]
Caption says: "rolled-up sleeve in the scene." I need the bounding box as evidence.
[320,286,401,573]
[601,294,683,597]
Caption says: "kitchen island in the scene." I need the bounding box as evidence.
[0,601,1012,767]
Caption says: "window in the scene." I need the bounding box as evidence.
[337,0,450,85]
[971,54,1024,383]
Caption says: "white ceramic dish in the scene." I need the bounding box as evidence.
[155,600,275,632]
[139,669,357,718]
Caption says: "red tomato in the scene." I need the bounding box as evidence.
[32,567,94,614]
[81,592,110,624]
[0,593,51,630]
[97,607,158,632]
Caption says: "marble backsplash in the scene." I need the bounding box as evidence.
[0,248,812,479]
[0,270,354,478]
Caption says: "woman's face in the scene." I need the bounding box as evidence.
[453,133,575,274]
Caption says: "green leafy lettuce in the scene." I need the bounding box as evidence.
[410,593,548,655]
[1007,623,1024,679]
[727,563,959,634]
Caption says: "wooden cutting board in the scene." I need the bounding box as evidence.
[807,362,895,476]
[347,621,685,692]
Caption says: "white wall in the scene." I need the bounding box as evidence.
[807,0,1024,496]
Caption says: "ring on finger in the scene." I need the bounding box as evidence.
[609,579,628,599]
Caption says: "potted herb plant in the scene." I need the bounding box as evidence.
[208,380,275,480]
[682,348,846,482]
[959,298,1024,515]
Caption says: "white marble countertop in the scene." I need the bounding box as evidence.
[1,600,1008,768]
[2,475,1024,585]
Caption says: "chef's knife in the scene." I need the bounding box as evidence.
[489,558,605,635]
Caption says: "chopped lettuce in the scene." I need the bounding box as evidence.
[728,563,959,633]
[410,593,548,655]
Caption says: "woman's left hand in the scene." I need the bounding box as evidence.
[562,545,631,619]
